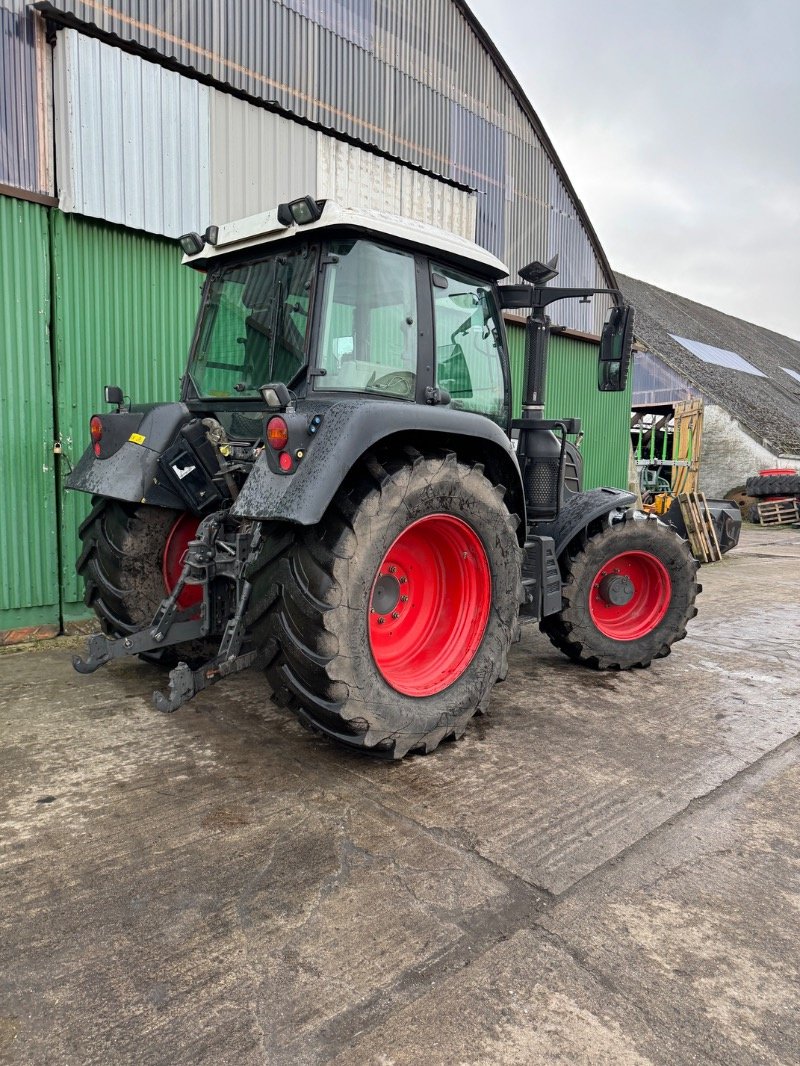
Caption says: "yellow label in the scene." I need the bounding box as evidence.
[129,432,146,445]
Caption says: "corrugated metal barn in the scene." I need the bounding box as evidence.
[0,0,631,639]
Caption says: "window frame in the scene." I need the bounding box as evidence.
[428,260,512,431]
[310,238,427,403]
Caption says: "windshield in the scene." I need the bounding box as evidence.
[187,247,317,398]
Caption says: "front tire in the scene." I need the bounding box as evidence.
[247,449,523,758]
[540,513,700,669]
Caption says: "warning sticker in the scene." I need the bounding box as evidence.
[129,432,146,445]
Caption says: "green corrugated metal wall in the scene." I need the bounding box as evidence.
[53,212,201,612]
[506,322,632,491]
[0,197,59,630]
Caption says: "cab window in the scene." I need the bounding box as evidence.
[432,265,507,427]
[316,240,417,400]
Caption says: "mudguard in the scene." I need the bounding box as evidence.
[532,486,637,558]
[232,397,524,530]
[66,403,190,509]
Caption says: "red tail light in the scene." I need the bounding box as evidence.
[90,416,103,457]
[266,416,289,450]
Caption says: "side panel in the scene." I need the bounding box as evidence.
[53,212,201,611]
[507,323,633,491]
[0,195,59,633]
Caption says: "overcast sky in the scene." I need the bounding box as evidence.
[467,0,800,340]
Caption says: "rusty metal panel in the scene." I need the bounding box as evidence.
[0,194,59,623]
[0,2,52,194]
[53,28,210,236]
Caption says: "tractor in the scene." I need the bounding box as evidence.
[69,196,700,758]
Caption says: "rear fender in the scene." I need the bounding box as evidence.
[65,403,190,509]
[232,398,526,539]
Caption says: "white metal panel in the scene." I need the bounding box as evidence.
[316,133,476,240]
[53,29,210,237]
[209,93,318,224]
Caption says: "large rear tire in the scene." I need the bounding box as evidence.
[77,497,209,666]
[247,449,522,758]
[540,513,700,669]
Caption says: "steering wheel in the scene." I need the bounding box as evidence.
[369,370,416,398]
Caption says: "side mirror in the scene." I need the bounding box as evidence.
[104,385,124,409]
[598,305,634,392]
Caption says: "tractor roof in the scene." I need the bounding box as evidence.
[182,199,509,279]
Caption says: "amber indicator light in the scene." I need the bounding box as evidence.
[267,416,289,450]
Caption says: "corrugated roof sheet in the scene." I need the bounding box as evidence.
[618,273,800,454]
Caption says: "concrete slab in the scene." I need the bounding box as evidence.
[1,526,798,1064]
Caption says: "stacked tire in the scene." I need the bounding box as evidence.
[745,469,800,524]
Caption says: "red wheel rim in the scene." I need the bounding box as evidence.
[162,513,202,610]
[368,514,491,697]
[588,550,671,641]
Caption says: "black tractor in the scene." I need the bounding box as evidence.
[69,196,700,758]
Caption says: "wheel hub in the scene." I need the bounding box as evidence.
[589,550,671,641]
[597,572,635,606]
[371,572,402,616]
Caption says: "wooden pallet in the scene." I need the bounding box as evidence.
[677,492,722,563]
[756,497,800,526]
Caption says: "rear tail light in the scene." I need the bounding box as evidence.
[266,416,289,451]
[90,416,103,457]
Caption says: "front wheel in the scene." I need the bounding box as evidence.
[247,449,523,758]
[540,514,700,669]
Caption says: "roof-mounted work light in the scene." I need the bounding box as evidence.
[179,231,205,256]
[277,195,323,227]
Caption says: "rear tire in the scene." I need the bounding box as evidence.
[247,449,522,758]
[77,497,210,666]
[540,514,700,669]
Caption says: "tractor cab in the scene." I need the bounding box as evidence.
[180,198,510,430]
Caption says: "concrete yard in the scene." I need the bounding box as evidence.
[1,525,799,1065]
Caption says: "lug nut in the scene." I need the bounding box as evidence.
[399,576,407,584]
[391,612,399,619]
[388,565,397,574]
[376,616,385,625]
[400,595,408,602]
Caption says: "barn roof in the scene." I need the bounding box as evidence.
[618,273,800,455]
